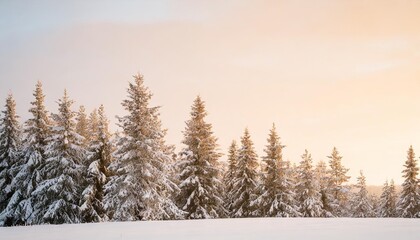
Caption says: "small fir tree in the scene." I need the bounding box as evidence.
[328,147,350,217]
[351,171,373,218]
[379,179,397,217]
[223,140,238,216]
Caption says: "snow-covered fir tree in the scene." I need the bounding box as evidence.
[253,125,299,217]
[104,74,183,221]
[223,140,238,216]
[81,105,112,222]
[1,82,51,226]
[0,94,22,226]
[379,179,397,217]
[351,171,373,218]
[177,96,224,219]
[315,160,334,217]
[328,147,350,217]
[296,150,323,217]
[31,90,86,224]
[75,105,89,147]
[397,146,419,218]
[230,128,259,218]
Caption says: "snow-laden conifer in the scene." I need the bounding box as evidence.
[252,125,299,217]
[31,90,86,224]
[81,105,112,222]
[328,147,350,217]
[397,146,419,218]
[296,150,323,217]
[2,82,51,225]
[351,171,373,218]
[379,179,397,217]
[315,161,334,217]
[224,141,238,216]
[177,96,224,219]
[0,94,22,226]
[104,74,183,221]
[230,128,259,218]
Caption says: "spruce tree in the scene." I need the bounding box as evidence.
[253,124,299,217]
[75,105,89,147]
[328,147,350,217]
[81,105,112,222]
[230,128,259,218]
[223,140,238,216]
[0,94,22,226]
[397,146,419,218]
[31,90,86,224]
[379,179,397,217]
[351,171,373,218]
[177,96,224,219]
[2,82,51,225]
[103,74,183,221]
[315,160,334,217]
[296,150,323,217]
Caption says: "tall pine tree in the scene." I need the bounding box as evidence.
[0,94,22,226]
[328,147,350,217]
[75,105,89,147]
[253,124,299,217]
[397,145,419,218]
[230,128,259,218]
[2,82,51,225]
[104,74,183,221]
[223,140,238,217]
[177,96,224,219]
[315,160,334,217]
[296,150,323,217]
[81,105,112,222]
[31,90,86,224]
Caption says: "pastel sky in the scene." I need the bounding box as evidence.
[1,0,420,185]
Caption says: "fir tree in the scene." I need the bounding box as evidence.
[103,74,183,221]
[351,171,373,218]
[88,109,99,142]
[81,105,112,222]
[230,128,259,218]
[397,146,419,218]
[75,105,89,147]
[328,147,350,217]
[315,160,334,217]
[31,90,86,224]
[2,82,51,225]
[379,179,397,217]
[177,96,224,219]
[223,140,238,216]
[253,124,299,217]
[296,150,323,217]
[0,94,22,226]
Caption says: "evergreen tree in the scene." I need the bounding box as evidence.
[379,179,397,217]
[397,146,420,218]
[177,96,224,219]
[315,160,334,217]
[296,150,323,217]
[103,74,183,221]
[2,82,51,225]
[0,94,22,226]
[88,109,99,141]
[328,147,350,217]
[75,105,89,147]
[31,90,86,224]
[230,128,259,218]
[223,140,238,216]
[253,124,299,217]
[351,171,373,218]
[81,105,112,222]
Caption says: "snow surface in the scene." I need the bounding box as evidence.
[1,218,419,240]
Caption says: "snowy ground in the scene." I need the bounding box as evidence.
[1,218,419,240]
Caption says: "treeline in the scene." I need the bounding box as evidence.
[0,74,419,226]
